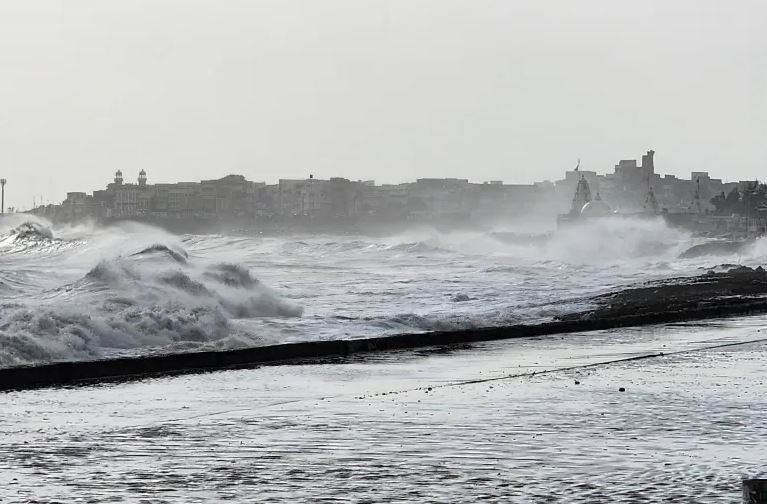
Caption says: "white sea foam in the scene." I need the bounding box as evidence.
[0,218,302,366]
[0,215,758,366]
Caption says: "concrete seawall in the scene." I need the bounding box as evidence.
[3,299,767,392]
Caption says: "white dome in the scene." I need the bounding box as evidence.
[581,199,613,217]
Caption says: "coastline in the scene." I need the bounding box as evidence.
[3,267,767,391]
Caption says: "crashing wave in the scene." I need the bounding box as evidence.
[0,244,303,367]
[11,222,55,241]
[131,244,189,264]
[160,271,210,296]
[0,220,86,257]
[85,261,141,285]
[544,216,691,264]
[204,263,260,288]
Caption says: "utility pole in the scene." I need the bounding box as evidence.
[0,178,6,214]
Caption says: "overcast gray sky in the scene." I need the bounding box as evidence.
[1,0,764,209]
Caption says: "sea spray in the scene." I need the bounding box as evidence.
[1,217,759,368]
[542,216,694,265]
[0,219,303,366]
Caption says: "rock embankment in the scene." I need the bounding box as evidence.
[560,265,767,322]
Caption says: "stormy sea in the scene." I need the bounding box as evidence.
[2,212,754,367]
[3,214,767,502]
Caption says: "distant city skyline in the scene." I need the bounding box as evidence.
[0,150,754,212]
[1,0,765,210]
[27,149,742,228]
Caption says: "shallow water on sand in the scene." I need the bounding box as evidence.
[2,316,766,502]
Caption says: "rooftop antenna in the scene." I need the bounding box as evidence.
[0,178,5,214]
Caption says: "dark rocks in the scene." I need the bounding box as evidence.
[742,479,767,503]
[558,267,767,323]
[729,265,755,274]
[619,387,626,392]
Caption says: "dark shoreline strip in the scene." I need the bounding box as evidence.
[3,300,767,392]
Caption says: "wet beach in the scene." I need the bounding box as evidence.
[2,316,766,502]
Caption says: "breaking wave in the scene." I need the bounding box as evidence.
[11,222,54,241]
[0,219,303,367]
[2,214,761,368]
[542,216,694,265]
[0,219,83,257]
[131,243,189,264]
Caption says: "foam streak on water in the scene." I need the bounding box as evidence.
[1,213,765,366]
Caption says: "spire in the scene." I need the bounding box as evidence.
[570,175,592,215]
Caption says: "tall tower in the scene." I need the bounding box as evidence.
[114,170,123,185]
[0,178,5,214]
[570,175,592,215]
[138,169,147,188]
[641,150,655,175]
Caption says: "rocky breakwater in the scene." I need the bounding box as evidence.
[559,265,767,323]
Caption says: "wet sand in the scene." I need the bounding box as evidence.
[2,316,766,502]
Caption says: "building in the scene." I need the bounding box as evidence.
[39,149,742,230]
[407,178,473,219]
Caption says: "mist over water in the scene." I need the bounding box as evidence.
[0,214,762,367]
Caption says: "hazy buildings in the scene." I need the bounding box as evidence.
[29,150,747,230]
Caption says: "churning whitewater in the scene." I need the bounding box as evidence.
[1,214,765,367]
